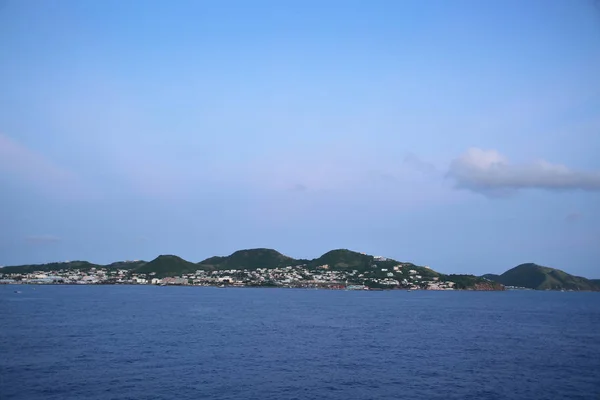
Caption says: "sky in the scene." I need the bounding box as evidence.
[1,0,599,277]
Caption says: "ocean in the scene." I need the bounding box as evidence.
[1,285,599,400]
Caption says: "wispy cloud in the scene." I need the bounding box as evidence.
[447,148,600,196]
[289,183,308,192]
[24,235,62,244]
[565,212,582,223]
[366,170,400,185]
[402,153,436,174]
[0,133,81,197]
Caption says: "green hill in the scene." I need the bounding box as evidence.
[442,274,505,290]
[308,250,499,288]
[198,248,302,270]
[486,263,600,291]
[133,255,197,278]
[0,260,145,275]
[481,273,500,281]
[307,249,374,270]
[106,261,147,270]
[0,261,99,274]
[306,249,428,274]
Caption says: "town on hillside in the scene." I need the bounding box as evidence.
[0,262,461,290]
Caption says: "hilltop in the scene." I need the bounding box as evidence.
[306,249,435,274]
[306,249,373,270]
[133,255,195,278]
[483,263,600,291]
[198,248,304,271]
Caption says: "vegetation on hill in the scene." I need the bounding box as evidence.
[105,261,147,270]
[0,261,99,274]
[198,248,303,271]
[0,260,146,275]
[305,249,438,276]
[481,273,500,281]
[441,274,504,290]
[485,263,600,291]
[134,255,197,278]
[306,249,374,270]
[197,256,227,268]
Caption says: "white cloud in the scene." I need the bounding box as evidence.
[447,148,600,196]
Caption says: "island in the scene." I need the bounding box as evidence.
[1,249,597,291]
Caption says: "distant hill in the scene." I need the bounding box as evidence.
[481,273,500,281]
[0,261,99,274]
[306,249,436,276]
[106,261,147,270]
[306,249,497,288]
[0,260,146,275]
[484,263,600,291]
[134,255,197,278]
[307,249,374,271]
[443,274,504,291]
[198,248,303,271]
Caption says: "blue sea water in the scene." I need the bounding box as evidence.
[1,286,599,400]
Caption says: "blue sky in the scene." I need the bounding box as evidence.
[1,0,599,277]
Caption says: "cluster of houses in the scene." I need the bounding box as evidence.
[0,263,458,290]
[0,267,140,285]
